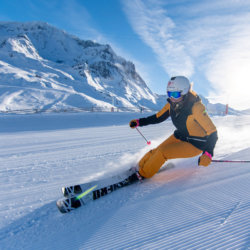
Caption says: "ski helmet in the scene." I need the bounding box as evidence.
[167,76,191,98]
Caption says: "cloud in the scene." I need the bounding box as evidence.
[206,21,250,110]
[122,0,250,110]
[122,0,194,77]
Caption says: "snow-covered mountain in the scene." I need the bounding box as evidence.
[0,21,159,112]
[199,95,238,116]
[241,108,250,115]
[0,21,237,115]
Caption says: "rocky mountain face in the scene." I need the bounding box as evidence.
[0,21,159,112]
[0,21,236,115]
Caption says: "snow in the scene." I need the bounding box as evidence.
[0,22,162,112]
[0,21,237,115]
[0,112,249,249]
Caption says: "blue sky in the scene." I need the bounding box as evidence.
[1,0,250,110]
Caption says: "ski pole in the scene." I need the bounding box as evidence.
[212,160,250,163]
[136,127,151,145]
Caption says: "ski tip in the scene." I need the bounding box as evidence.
[56,199,68,214]
[61,185,83,198]
[56,197,83,214]
[61,186,72,198]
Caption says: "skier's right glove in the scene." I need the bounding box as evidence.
[198,151,212,167]
[129,119,139,128]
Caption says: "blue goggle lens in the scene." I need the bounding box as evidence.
[167,91,181,99]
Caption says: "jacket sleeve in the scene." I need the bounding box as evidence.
[139,103,171,126]
[192,102,218,156]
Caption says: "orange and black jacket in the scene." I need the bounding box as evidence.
[138,91,218,156]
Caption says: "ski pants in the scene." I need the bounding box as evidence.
[138,134,202,178]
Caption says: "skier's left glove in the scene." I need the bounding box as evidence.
[198,151,212,167]
[129,119,139,128]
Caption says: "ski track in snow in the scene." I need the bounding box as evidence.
[0,113,250,249]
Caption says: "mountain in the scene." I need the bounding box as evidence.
[0,21,238,115]
[241,108,250,115]
[0,21,159,113]
[199,95,238,116]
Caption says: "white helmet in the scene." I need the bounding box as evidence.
[167,76,191,96]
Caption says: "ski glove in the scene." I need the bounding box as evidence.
[129,119,139,128]
[198,151,212,167]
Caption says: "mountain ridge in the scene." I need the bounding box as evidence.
[0,21,159,112]
[0,21,237,115]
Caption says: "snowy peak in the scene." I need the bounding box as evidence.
[0,34,42,61]
[0,21,158,112]
[199,95,238,115]
[0,21,237,114]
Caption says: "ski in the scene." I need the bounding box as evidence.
[61,168,135,198]
[61,162,175,198]
[56,175,135,213]
[56,162,175,213]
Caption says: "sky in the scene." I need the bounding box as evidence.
[1,0,250,110]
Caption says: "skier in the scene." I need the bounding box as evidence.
[57,76,218,213]
[128,76,218,182]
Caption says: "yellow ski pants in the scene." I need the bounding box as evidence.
[138,134,202,178]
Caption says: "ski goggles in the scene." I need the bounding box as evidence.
[167,91,182,99]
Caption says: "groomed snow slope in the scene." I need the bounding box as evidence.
[0,113,249,249]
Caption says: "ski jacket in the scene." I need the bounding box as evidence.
[139,91,218,156]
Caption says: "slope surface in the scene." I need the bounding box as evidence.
[0,113,249,249]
